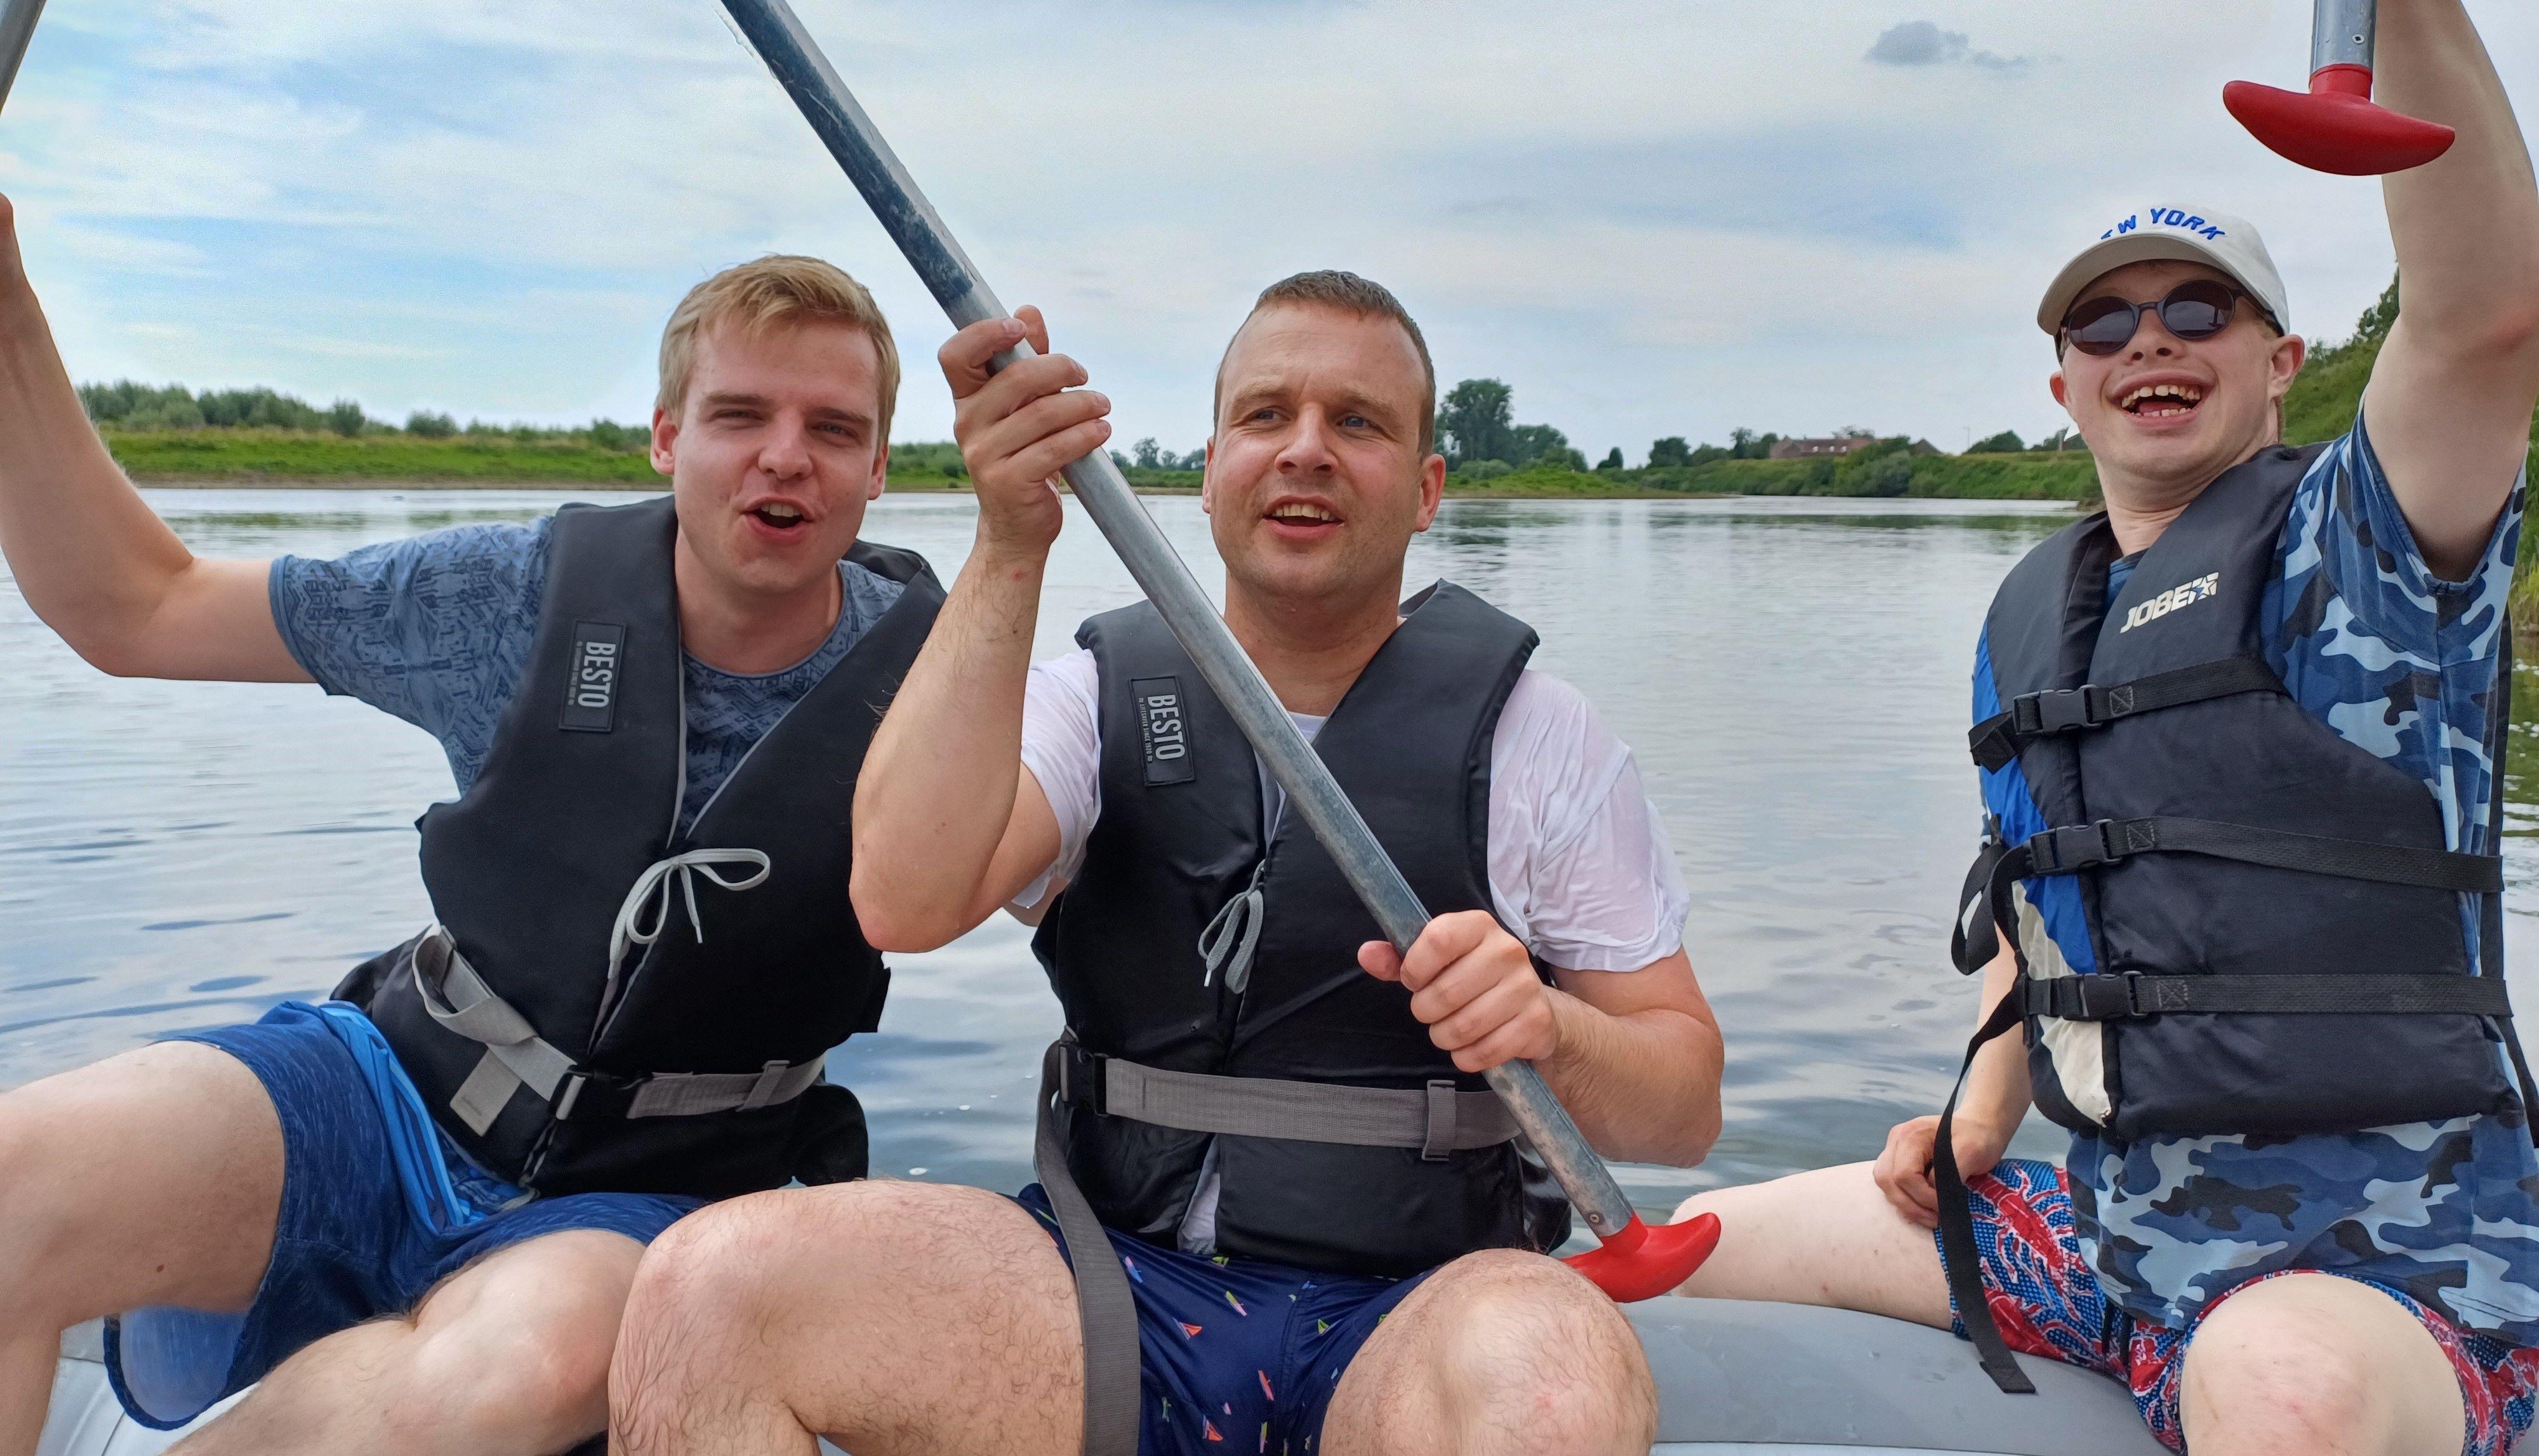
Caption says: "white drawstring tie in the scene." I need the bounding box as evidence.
[607,848,773,986]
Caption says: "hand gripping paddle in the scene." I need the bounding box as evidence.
[2224,0,2453,175]
[712,0,1720,1302]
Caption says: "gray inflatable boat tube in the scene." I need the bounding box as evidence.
[60,1296,2496,1455]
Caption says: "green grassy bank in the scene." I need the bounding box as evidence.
[106,428,2100,501]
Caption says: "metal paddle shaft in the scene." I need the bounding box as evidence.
[0,0,46,111]
[2224,0,2455,175]
[713,0,1650,1247]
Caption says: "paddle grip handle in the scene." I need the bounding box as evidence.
[714,0,1641,1240]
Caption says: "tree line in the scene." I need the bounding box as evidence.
[76,373,2092,473]
[77,381,653,450]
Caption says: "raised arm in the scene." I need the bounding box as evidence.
[2359,0,2539,578]
[849,308,1113,951]
[0,198,302,682]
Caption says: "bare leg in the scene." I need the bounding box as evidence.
[1670,1161,1952,1328]
[0,1043,284,1456]
[2180,1272,2469,1456]
[611,1182,1080,1456]
[169,1228,642,1456]
[1323,1248,1654,1456]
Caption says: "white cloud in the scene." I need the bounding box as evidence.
[0,0,2528,453]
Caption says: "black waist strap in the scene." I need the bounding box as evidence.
[1955,816,2500,978]
[1968,656,2284,772]
[2023,972,2514,1021]
[2006,816,2502,893]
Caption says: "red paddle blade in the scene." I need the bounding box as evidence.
[2224,66,2455,176]
[1561,1212,1720,1304]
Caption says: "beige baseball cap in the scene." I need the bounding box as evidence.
[2037,206,2290,336]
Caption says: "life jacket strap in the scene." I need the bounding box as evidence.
[1057,1043,1519,1157]
[2004,814,2503,892]
[2023,972,2514,1021]
[1035,1041,1148,1456]
[413,925,579,1135]
[1968,656,2284,771]
[1933,993,2039,1396]
[413,925,823,1135]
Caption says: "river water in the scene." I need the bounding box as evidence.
[8,488,2539,1221]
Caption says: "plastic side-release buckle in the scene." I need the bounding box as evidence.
[2010,685,2105,736]
[2024,819,2148,874]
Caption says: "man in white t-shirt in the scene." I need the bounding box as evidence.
[611,270,1723,1456]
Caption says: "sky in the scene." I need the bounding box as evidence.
[6,1,2537,461]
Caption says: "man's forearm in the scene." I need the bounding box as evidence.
[2360,0,2539,571]
[1537,991,1723,1167]
[2377,0,2539,344]
[850,535,1048,948]
[1956,948,2033,1154]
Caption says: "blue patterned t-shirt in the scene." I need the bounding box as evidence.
[1973,414,2536,1340]
[268,513,906,836]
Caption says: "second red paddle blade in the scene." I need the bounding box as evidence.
[2224,77,2455,176]
[1561,1212,1721,1304]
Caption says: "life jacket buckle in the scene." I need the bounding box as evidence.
[1059,1043,1110,1115]
[2025,818,2142,873]
[2012,685,2105,736]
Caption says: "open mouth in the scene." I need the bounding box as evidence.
[746,500,812,537]
[2119,383,2205,420]
[1264,500,1342,531]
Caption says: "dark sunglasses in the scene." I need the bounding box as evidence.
[2059,280,2264,357]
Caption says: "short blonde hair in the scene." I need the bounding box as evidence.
[656,255,900,440]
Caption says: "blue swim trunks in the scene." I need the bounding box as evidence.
[1014,1184,1429,1456]
[105,1001,703,1429]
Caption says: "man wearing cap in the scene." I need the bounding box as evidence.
[1673,5,2539,1453]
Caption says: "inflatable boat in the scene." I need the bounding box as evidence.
[47,1295,2375,1456]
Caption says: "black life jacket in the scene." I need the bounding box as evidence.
[341,496,944,1200]
[1935,442,2526,1394]
[1031,584,1572,1277]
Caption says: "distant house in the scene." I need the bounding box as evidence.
[1768,436,1882,461]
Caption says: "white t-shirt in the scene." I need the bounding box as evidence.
[1015,649,1690,1251]
[1015,649,1690,971]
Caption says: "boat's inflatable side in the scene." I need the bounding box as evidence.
[42,1306,2539,1454]
[1631,1297,2163,1454]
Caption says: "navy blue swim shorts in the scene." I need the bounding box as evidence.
[105,1000,703,1429]
[1014,1183,1432,1456]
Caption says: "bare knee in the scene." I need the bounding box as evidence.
[384,1234,641,1447]
[2182,1277,2460,1453]
[620,1184,912,1353]
[612,1181,1033,1430]
[1424,1251,1655,1452]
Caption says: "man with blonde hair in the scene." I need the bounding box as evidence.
[0,217,941,1455]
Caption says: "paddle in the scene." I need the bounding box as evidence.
[2225,0,2453,175]
[0,0,45,112]
[712,0,1719,1302]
